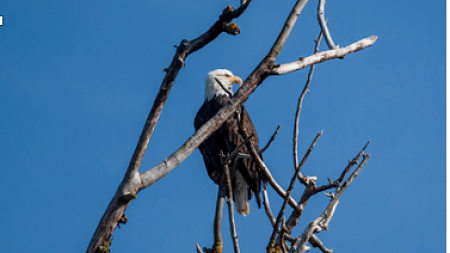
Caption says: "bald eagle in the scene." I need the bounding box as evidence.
[194,69,264,216]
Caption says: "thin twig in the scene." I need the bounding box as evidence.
[312,181,339,194]
[260,125,281,154]
[196,243,204,253]
[317,0,338,50]
[261,163,299,209]
[223,133,254,166]
[262,187,276,226]
[293,32,323,179]
[283,232,297,243]
[294,131,323,178]
[336,153,370,199]
[309,235,333,253]
[337,141,370,183]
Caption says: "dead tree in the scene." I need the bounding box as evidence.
[86,0,377,252]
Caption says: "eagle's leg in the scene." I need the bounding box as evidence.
[211,184,225,253]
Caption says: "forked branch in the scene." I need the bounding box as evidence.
[284,142,370,235]
[289,146,371,253]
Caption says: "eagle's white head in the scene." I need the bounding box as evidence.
[204,69,242,101]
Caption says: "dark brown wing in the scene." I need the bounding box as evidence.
[234,104,264,207]
[194,96,230,184]
[194,95,264,207]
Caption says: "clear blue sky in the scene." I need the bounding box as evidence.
[0,1,445,252]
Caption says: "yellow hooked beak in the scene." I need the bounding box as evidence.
[228,75,242,85]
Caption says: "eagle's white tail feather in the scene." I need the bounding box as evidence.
[234,170,250,216]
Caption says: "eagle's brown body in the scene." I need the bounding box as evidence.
[195,92,264,215]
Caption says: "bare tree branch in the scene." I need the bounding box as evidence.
[255,156,299,209]
[284,183,312,234]
[262,187,276,226]
[251,127,283,226]
[308,235,333,253]
[271,36,378,75]
[236,122,300,210]
[223,162,240,253]
[268,131,322,246]
[317,0,337,50]
[269,0,310,58]
[308,234,333,253]
[337,141,370,184]
[284,141,368,236]
[335,153,371,202]
[290,147,370,253]
[279,217,289,253]
[260,125,282,154]
[293,32,323,180]
[211,187,225,253]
